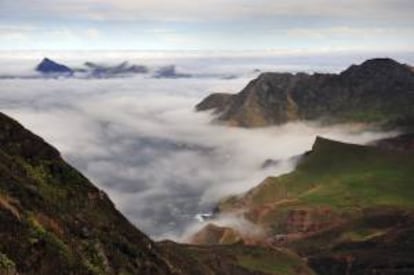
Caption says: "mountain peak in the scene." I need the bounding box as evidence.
[341,57,412,77]
[35,57,74,75]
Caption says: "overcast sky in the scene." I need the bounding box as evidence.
[1,0,413,52]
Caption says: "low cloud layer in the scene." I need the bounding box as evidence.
[0,55,398,239]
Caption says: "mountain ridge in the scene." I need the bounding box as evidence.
[196,58,414,128]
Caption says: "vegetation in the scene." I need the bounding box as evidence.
[217,136,414,274]
[0,112,314,274]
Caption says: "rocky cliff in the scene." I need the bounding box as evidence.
[196,58,414,127]
[0,111,313,275]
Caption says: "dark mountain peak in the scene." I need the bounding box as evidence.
[361,57,400,66]
[341,57,412,77]
[36,57,73,75]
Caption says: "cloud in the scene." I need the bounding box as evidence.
[1,0,412,51]
[4,0,413,22]
[0,24,35,41]
[0,54,401,240]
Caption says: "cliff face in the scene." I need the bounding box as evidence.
[0,112,314,275]
[196,58,414,127]
[195,136,414,274]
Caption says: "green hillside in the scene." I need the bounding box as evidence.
[217,136,414,274]
[237,137,414,210]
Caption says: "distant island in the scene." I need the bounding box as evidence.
[34,57,193,79]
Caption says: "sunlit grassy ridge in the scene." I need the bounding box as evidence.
[217,136,414,274]
[228,137,414,211]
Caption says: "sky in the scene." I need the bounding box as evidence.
[1,0,413,52]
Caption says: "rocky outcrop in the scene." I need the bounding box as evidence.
[195,93,235,113]
[36,58,74,75]
[196,58,414,127]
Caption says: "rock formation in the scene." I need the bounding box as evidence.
[36,58,74,75]
[196,58,414,127]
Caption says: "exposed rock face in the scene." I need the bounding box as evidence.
[196,58,414,127]
[195,93,234,113]
[36,58,74,75]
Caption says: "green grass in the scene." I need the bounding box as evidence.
[240,137,414,210]
[236,247,312,274]
[180,244,315,275]
[0,252,15,270]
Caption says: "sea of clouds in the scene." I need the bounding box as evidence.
[0,51,404,240]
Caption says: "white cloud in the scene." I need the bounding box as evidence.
[3,0,413,22]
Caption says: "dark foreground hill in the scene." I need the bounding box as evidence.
[196,58,414,128]
[194,136,414,274]
[0,112,313,274]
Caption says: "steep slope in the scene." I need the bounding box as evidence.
[196,58,414,127]
[196,136,414,274]
[0,111,313,275]
[0,112,176,274]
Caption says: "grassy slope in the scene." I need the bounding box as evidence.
[244,137,414,209]
[159,241,315,275]
[218,136,414,273]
